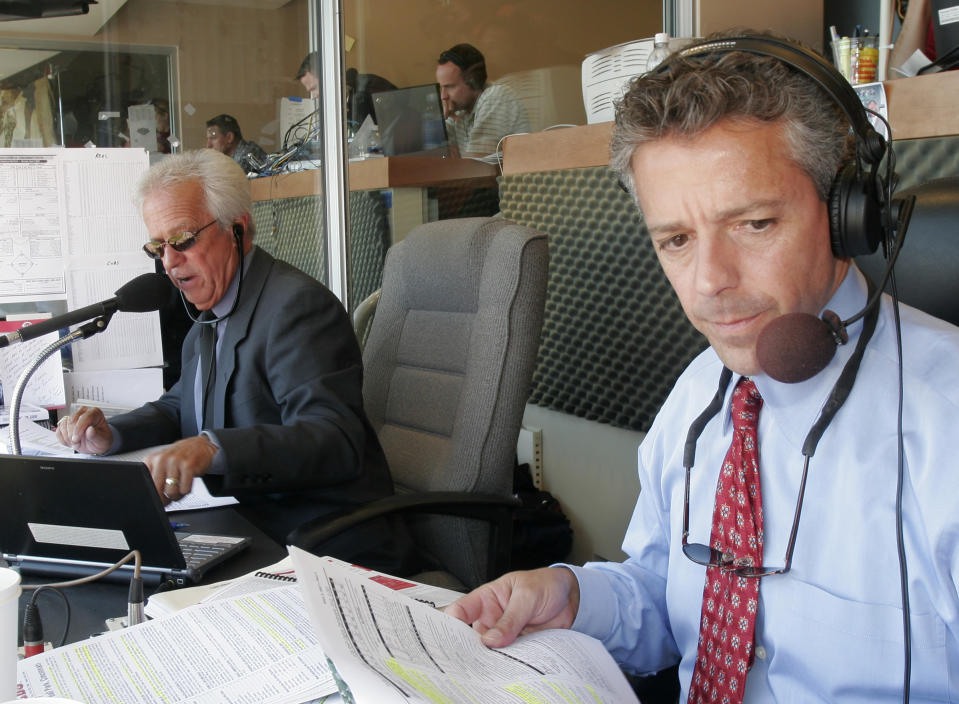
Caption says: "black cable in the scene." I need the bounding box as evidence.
[890,268,911,704]
[282,108,320,150]
[869,105,911,704]
[27,586,72,650]
[180,231,245,326]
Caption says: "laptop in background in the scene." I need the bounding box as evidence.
[371,83,450,157]
[0,454,251,586]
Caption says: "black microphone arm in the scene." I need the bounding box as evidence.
[5,272,171,455]
[0,272,171,349]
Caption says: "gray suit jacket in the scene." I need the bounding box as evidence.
[110,249,392,542]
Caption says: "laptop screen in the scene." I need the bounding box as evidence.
[371,83,450,157]
[0,454,248,583]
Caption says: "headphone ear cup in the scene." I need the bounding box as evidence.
[828,161,882,258]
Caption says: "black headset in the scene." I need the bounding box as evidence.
[438,48,486,91]
[661,35,891,259]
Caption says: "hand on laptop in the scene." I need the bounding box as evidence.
[55,406,114,456]
[144,435,219,505]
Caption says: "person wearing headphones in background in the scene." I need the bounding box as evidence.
[447,30,959,702]
[205,113,268,172]
[55,149,399,567]
[435,43,529,157]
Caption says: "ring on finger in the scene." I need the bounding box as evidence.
[164,477,179,488]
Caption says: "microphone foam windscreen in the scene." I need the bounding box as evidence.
[114,273,173,313]
[756,312,837,383]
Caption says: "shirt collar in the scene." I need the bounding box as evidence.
[210,245,257,319]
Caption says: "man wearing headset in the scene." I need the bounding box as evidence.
[447,32,959,701]
[56,149,394,557]
[435,43,529,157]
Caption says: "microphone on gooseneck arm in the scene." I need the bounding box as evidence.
[0,272,173,349]
[756,195,915,384]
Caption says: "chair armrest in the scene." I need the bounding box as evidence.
[287,491,521,580]
[352,289,381,348]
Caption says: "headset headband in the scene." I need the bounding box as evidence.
[674,35,887,166]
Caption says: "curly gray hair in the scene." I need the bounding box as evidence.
[610,31,853,208]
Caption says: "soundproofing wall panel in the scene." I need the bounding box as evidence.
[892,135,959,191]
[499,166,707,433]
[252,190,388,311]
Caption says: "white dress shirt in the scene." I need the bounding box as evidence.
[568,266,959,702]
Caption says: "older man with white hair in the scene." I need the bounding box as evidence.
[57,149,394,557]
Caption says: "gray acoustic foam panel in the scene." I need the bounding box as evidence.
[253,195,328,284]
[252,190,389,311]
[891,135,959,191]
[499,167,707,433]
[347,191,390,307]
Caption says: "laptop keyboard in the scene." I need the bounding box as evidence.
[176,533,244,570]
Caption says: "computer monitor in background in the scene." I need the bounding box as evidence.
[931,0,959,65]
[371,83,450,158]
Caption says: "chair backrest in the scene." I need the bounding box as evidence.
[855,176,959,327]
[362,217,548,588]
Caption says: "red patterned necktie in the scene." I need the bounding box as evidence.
[688,378,764,704]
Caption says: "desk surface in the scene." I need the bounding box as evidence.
[250,156,498,201]
[15,507,286,645]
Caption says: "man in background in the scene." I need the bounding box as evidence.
[56,149,397,566]
[295,52,396,132]
[205,114,267,172]
[436,43,529,157]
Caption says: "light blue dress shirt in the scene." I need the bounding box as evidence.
[567,266,959,702]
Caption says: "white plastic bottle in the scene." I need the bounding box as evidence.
[646,32,670,72]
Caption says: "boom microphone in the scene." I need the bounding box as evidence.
[756,310,850,384]
[756,195,915,383]
[0,272,172,349]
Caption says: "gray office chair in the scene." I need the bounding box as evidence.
[290,217,549,590]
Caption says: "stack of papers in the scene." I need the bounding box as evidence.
[18,552,640,703]
[290,548,640,703]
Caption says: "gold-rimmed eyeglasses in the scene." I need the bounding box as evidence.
[143,219,217,259]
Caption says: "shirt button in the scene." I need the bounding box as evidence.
[755,645,767,660]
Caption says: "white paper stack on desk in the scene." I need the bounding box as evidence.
[19,552,639,703]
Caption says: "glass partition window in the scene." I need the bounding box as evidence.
[0,43,174,150]
[0,0,663,306]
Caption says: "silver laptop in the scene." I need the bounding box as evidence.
[0,454,251,586]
